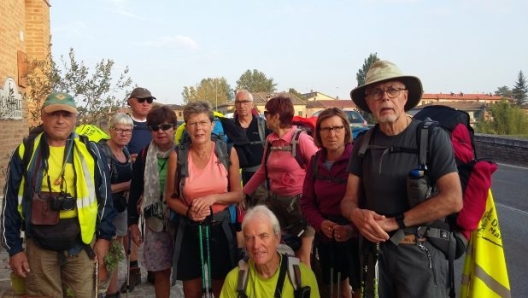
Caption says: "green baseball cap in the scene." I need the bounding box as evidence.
[42,92,78,114]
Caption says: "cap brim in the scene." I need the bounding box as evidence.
[350,76,423,114]
[42,105,78,114]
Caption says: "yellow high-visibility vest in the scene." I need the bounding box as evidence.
[460,190,511,298]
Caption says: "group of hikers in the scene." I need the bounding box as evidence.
[1,60,470,298]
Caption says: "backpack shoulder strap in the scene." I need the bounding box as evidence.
[236,257,251,298]
[416,119,436,170]
[291,128,306,168]
[173,144,190,205]
[21,137,34,177]
[257,117,266,147]
[214,139,231,172]
[286,256,302,291]
[358,126,376,158]
[311,150,321,181]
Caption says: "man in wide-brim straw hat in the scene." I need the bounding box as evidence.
[341,60,463,297]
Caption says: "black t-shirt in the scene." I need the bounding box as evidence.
[235,116,271,168]
[348,119,457,216]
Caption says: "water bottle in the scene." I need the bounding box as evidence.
[406,168,433,208]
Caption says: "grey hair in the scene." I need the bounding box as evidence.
[242,205,281,236]
[235,89,253,102]
[109,113,133,129]
[183,101,214,123]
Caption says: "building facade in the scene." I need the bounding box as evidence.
[0,0,51,187]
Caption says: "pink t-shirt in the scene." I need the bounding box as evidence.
[243,126,318,197]
[182,143,229,213]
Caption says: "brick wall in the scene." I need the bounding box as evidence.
[0,0,50,188]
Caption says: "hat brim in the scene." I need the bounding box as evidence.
[42,105,78,114]
[350,76,423,114]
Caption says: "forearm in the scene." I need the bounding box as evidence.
[213,189,243,206]
[111,181,130,193]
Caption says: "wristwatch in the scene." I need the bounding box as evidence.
[395,213,406,229]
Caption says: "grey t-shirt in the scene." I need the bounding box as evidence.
[348,119,457,216]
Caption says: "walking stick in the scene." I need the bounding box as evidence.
[204,215,213,298]
[374,243,380,298]
[94,260,99,298]
[126,230,132,298]
[330,230,335,298]
[198,222,206,297]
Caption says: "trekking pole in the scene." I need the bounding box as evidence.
[374,243,380,298]
[204,211,213,298]
[330,230,335,298]
[126,230,132,298]
[94,260,99,298]
[198,222,206,297]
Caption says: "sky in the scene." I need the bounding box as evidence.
[50,0,528,105]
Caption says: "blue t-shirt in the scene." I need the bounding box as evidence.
[128,119,151,154]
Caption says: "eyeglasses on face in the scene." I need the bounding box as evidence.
[319,125,344,133]
[366,87,406,101]
[235,100,252,106]
[137,97,154,104]
[186,120,211,128]
[148,123,173,132]
[113,128,133,135]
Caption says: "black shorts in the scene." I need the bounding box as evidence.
[175,222,237,281]
[316,236,361,289]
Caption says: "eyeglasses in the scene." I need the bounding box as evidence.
[366,87,406,101]
[235,100,252,106]
[137,97,154,104]
[187,120,211,128]
[113,128,133,135]
[319,126,344,133]
[148,123,173,132]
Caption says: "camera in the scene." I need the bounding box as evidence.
[50,193,77,211]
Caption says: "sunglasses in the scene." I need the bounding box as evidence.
[137,97,154,104]
[148,123,173,132]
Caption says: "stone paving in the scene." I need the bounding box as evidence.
[0,246,185,297]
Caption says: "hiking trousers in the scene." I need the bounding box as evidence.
[25,238,95,298]
[362,239,449,298]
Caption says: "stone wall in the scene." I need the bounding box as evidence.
[475,134,528,167]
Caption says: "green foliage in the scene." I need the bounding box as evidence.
[104,240,125,272]
[512,70,527,105]
[476,100,528,134]
[288,87,303,99]
[356,53,379,87]
[236,69,277,93]
[494,86,513,98]
[25,48,134,127]
[181,77,232,109]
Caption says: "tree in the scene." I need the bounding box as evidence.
[356,52,380,87]
[355,53,380,124]
[236,69,276,93]
[512,70,527,105]
[288,88,304,99]
[181,77,232,109]
[494,86,513,98]
[25,48,133,127]
[476,100,528,135]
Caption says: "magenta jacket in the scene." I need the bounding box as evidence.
[300,143,353,235]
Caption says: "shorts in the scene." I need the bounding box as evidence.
[113,210,128,237]
[267,193,315,238]
[316,237,360,289]
[175,222,237,281]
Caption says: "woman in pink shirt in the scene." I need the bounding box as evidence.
[166,102,243,298]
[243,96,318,267]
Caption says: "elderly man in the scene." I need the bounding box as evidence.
[220,205,320,298]
[341,60,462,297]
[1,92,115,297]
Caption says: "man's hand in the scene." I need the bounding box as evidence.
[350,208,390,243]
[93,239,110,281]
[9,252,30,278]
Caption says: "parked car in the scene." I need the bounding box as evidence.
[312,109,369,139]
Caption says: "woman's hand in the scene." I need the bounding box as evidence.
[129,224,143,246]
[320,220,337,239]
[187,206,210,222]
[332,224,355,242]
[191,195,216,215]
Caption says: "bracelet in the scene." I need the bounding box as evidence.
[395,213,406,229]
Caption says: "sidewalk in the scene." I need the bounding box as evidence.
[0,246,184,297]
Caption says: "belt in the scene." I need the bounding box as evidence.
[400,234,426,245]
